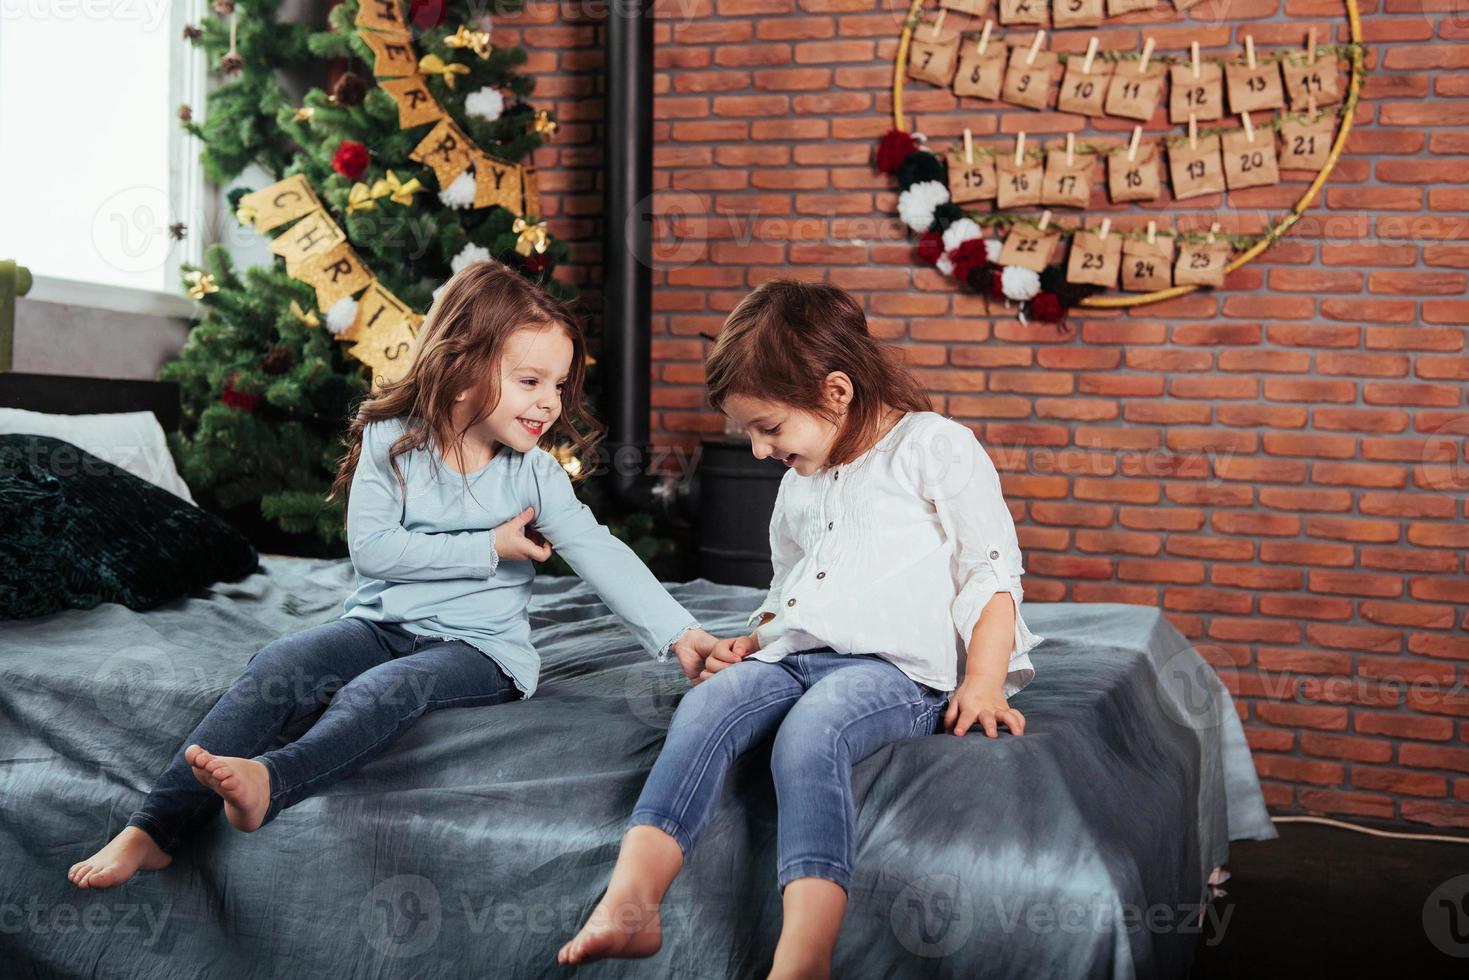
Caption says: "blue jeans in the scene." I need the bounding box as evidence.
[627,649,950,895]
[126,617,519,853]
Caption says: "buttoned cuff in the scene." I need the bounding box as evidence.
[656,621,702,664]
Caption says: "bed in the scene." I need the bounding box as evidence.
[1,553,1276,979]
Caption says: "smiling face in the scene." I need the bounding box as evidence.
[458,323,574,458]
[722,392,846,477]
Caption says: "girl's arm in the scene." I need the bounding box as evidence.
[527,449,704,664]
[347,421,498,582]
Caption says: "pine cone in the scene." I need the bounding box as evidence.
[330,72,368,108]
[181,24,203,42]
[177,103,193,123]
[261,344,294,375]
[218,52,244,75]
[212,0,236,14]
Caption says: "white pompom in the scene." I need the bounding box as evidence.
[324,297,359,336]
[465,86,505,122]
[438,170,476,210]
[1001,265,1041,302]
[985,237,1003,263]
[896,180,949,233]
[451,242,492,275]
[942,218,982,253]
[935,254,954,277]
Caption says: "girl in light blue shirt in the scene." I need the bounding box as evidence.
[69,260,718,891]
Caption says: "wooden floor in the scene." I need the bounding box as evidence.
[1190,819,1469,978]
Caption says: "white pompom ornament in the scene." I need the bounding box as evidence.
[935,254,954,277]
[941,218,982,253]
[324,297,359,336]
[465,86,505,122]
[985,237,1003,263]
[1000,265,1041,302]
[451,243,492,274]
[438,170,476,210]
[896,180,949,233]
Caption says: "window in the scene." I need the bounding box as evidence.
[0,0,205,308]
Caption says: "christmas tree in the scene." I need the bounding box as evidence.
[163,0,582,552]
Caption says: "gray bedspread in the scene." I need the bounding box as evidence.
[1,557,1274,979]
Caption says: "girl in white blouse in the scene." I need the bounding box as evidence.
[560,279,1045,977]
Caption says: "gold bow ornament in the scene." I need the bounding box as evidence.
[532,110,558,138]
[418,53,471,89]
[370,170,424,207]
[346,182,377,213]
[444,26,492,59]
[513,217,549,256]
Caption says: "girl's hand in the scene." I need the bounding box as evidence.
[943,679,1025,738]
[671,628,718,682]
[695,633,758,683]
[494,507,553,563]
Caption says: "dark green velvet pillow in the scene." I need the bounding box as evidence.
[0,433,259,619]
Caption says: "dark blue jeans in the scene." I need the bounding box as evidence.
[126,617,519,853]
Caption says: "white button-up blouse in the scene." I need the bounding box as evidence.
[744,411,1044,697]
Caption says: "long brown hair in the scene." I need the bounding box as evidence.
[329,260,602,504]
[704,279,932,467]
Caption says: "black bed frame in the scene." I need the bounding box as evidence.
[0,372,180,430]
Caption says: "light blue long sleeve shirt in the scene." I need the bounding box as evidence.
[341,417,698,698]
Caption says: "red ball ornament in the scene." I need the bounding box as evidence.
[1029,292,1067,323]
[331,140,369,181]
[875,129,920,175]
[949,239,991,281]
[221,373,261,412]
[409,0,446,28]
[916,230,944,265]
[523,252,550,274]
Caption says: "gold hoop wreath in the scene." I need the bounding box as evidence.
[885,0,1366,314]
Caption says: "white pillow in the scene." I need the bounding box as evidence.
[0,407,195,504]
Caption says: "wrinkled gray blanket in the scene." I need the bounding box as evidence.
[0,557,1274,979]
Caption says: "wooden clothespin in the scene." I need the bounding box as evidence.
[1146,220,1157,245]
[1083,37,1099,75]
[1245,35,1257,71]
[1066,132,1075,166]
[1307,27,1317,66]
[1191,41,1201,80]
[1242,110,1255,143]
[1039,209,1053,232]
[1126,125,1142,162]
[964,127,975,164]
[1098,218,1112,241]
[1206,221,1220,244]
[1188,113,1198,150]
[931,9,946,40]
[1306,94,1317,119]
[977,20,993,56]
[1138,37,1155,75]
[1015,131,1027,166]
[1025,29,1046,68]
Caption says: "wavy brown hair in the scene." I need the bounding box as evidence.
[704,279,932,467]
[329,260,602,504]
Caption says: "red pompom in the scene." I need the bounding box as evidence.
[986,267,1007,300]
[1029,292,1067,323]
[221,373,261,412]
[916,230,944,265]
[876,129,920,174]
[523,252,550,274]
[331,140,369,181]
[409,0,447,28]
[950,239,991,281]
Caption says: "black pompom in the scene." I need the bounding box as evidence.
[896,151,945,191]
[931,203,965,233]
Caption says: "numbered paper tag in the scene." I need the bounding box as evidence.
[1066,229,1123,288]
[948,150,999,204]
[1002,49,1058,110]
[999,224,1061,272]
[1283,54,1342,108]
[1104,62,1166,121]
[941,0,993,15]
[1225,61,1286,114]
[908,24,962,88]
[1169,63,1224,124]
[1171,0,1205,9]
[996,154,1044,208]
[1107,0,1156,13]
[999,0,1046,25]
[1279,112,1334,170]
[1174,240,1232,288]
[1221,126,1280,189]
[1052,0,1104,28]
[1041,150,1096,208]
[953,43,1007,100]
[1058,60,1113,117]
[1167,134,1225,200]
[1107,143,1162,203]
[1121,234,1174,291]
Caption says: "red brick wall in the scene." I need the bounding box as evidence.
[496,0,1469,829]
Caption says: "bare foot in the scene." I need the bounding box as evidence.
[556,889,663,965]
[67,826,171,890]
[185,744,271,832]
